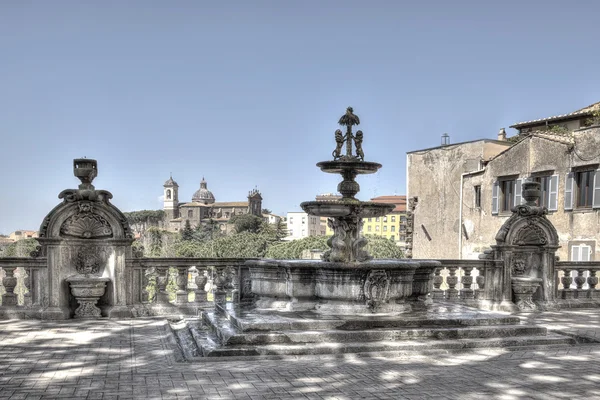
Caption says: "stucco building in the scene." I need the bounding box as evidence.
[162,176,263,232]
[408,101,600,261]
[285,211,325,240]
[361,195,408,248]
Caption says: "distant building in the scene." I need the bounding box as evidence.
[163,176,263,232]
[361,196,408,248]
[263,213,283,225]
[285,212,325,240]
[8,230,38,241]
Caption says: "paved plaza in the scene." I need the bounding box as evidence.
[0,309,599,400]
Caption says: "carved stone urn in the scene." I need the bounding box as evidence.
[66,275,110,318]
[511,277,542,311]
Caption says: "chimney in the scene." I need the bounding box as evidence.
[498,128,506,141]
[441,133,450,146]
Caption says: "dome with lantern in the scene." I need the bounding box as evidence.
[192,177,215,204]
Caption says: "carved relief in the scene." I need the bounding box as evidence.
[512,219,548,246]
[60,202,113,239]
[364,270,390,311]
[75,247,104,275]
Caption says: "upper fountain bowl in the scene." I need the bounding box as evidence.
[300,200,394,218]
[317,160,382,175]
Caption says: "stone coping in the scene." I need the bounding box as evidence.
[245,258,437,270]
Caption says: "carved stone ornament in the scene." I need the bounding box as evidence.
[75,248,103,275]
[511,258,526,276]
[60,202,113,239]
[512,218,548,246]
[363,270,390,311]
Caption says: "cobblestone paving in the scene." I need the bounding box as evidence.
[1,310,600,400]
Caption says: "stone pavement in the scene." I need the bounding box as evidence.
[0,309,599,400]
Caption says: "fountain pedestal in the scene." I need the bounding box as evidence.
[66,276,110,318]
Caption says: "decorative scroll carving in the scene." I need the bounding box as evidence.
[75,247,103,275]
[60,202,113,239]
[364,270,390,311]
[512,218,548,246]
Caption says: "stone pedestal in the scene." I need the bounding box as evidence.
[66,276,110,318]
[511,277,542,311]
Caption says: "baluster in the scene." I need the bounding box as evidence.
[446,266,459,300]
[561,269,574,300]
[193,267,208,303]
[175,267,189,304]
[156,267,170,304]
[588,271,598,299]
[461,266,474,300]
[432,267,444,299]
[2,267,18,307]
[212,267,228,310]
[574,269,587,299]
[228,266,240,304]
[475,268,486,300]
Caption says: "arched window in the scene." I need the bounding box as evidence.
[166,189,171,200]
[188,209,193,218]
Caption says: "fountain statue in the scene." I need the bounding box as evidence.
[246,108,440,314]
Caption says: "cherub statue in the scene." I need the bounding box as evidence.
[332,129,344,159]
[354,130,364,160]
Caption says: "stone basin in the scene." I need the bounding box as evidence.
[316,160,382,175]
[246,259,441,315]
[300,201,394,218]
[65,275,110,318]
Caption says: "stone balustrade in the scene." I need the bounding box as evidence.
[555,261,600,301]
[125,258,253,316]
[0,257,48,318]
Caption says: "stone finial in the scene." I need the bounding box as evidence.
[73,158,97,190]
[498,128,507,141]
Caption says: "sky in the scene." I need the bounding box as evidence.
[1,1,600,234]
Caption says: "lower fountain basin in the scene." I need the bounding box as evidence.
[66,275,110,319]
[246,259,440,315]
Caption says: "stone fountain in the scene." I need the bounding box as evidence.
[247,107,439,314]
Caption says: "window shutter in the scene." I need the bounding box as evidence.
[549,174,559,211]
[571,245,580,262]
[492,181,499,215]
[565,172,574,210]
[514,179,523,206]
[581,245,591,262]
[593,169,600,208]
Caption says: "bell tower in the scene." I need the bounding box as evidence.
[248,187,263,216]
[163,174,179,220]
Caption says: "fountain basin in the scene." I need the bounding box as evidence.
[511,276,542,312]
[317,160,382,175]
[66,275,110,318]
[300,201,394,218]
[246,259,440,315]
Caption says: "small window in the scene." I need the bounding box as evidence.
[390,235,395,241]
[368,226,372,232]
[474,185,481,208]
[383,226,387,232]
[188,210,193,218]
[375,226,380,232]
[391,216,396,222]
[500,179,515,212]
[383,216,387,222]
[391,226,396,232]
[376,217,380,222]
[576,170,595,208]
[399,235,406,241]
[368,218,372,222]
[571,243,593,261]
[166,189,172,200]
[400,216,407,223]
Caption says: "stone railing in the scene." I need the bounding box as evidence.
[555,261,600,300]
[125,258,254,316]
[431,259,503,306]
[0,258,48,317]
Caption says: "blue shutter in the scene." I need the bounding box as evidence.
[514,179,522,206]
[492,181,499,215]
[549,174,559,211]
[593,169,600,209]
[565,172,574,210]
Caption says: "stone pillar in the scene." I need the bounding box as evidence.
[175,267,189,304]
[588,271,598,300]
[1,267,17,307]
[561,269,574,299]
[445,266,459,300]
[432,267,444,300]
[461,266,474,300]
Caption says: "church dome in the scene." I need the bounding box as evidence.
[192,177,215,204]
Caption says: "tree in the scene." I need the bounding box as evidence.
[229,214,264,234]
[181,220,194,241]
[1,239,39,258]
[261,208,272,215]
[123,210,165,236]
[193,219,222,241]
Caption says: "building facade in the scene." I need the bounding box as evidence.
[361,195,408,248]
[408,101,600,261]
[163,176,263,232]
[285,212,325,240]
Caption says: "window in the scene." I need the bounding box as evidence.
[188,210,193,218]
[533,175,558,210]
[474,185,481,208]
[383,216,387,222]
[571,243,592,261]
[492,178,522,214]
[391,226,396,232]
[376,217,380,222]
[565,169,600,210]
[391,216,396,222]
[399,235,406,241]
[383,226,387,232]
[400,216,407,223]
[375,226,380,232]
[368,218,372,222]
[302,217,306,224]
[390,235,395,241]
[368,226,372,232]
[166,189,172,200]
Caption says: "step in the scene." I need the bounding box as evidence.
[199,333,576,357]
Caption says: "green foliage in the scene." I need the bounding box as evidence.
[123,210,165,225]
[181,220,194,241]
[193,219,223,241]
[173,232,274,258]
[265,235,404,260]
[261,208,272,214]
[229,214,264,234]
[1,239,39,258]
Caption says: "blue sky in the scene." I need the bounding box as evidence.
[1,1,599,234]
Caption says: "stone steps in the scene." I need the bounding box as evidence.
[196,333,576,358]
